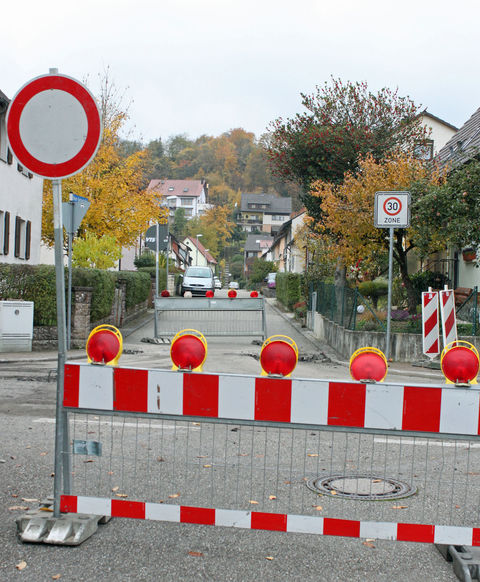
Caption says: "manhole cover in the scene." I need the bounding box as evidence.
[307,474,416,500]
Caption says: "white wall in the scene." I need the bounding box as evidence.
[421,114,457,154]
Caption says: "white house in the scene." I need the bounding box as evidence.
[147,179,208,219]
[0,89,43,265]
[183,236,217,269]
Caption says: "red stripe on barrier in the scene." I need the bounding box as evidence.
[328,383,366,427]
[424,311,438,336]
[397,523,435,543]
[323,517,360,537]
[60,495,77,513]
[402,386,442,432]
[472,528,480,546]
[113,368,148,412]
[255,377,292,422]
[251,511,287,532]
[427,339,439,354]
[183,374,219,417]
[63,364,80,407]
[111,499,145,519]
[180,506,216,525]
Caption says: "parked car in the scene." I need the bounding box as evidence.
[180,266,215,296]
[229,281,239,290]
[267,272,276,289]
[214,276,222,289]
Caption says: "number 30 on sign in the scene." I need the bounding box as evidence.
[374,191,411,228]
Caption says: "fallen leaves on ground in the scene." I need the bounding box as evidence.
[157,457,165,462]
[330,491,337,495]
[52,575,61,580]
[40,452,47,456]
[265,556,274,561]
[363,541,376,548]
[40,507,53,513]
[307,453,318,457]
[203,464,212,468]
[188,551,203,557]
[249,500,259,505]
[16,561,27,571]
[169,493,180,499]
[269,495,277,500]
[115,493,128,498]
[112,486,119,492]
[391,505,408,509]
[22,498,38,503]
[313,505,323,511]
[9,506,28,511]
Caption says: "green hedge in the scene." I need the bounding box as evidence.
[137,267,166,292]
[276,272,304,309]
[115,271,151,310]
[0,264,59,325]
[72,268,116,322]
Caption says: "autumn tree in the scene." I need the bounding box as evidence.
[185,205,235,259]
[265,78,428,220]
[313,153,449,313]
[42,73,166,249]
[72,232,122,269]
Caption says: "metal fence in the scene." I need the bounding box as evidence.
[154,297,267,340]
[59,363,480,546]
[308,282,385,332]
[456,286,479,336]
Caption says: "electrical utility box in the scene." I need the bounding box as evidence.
[0,301,34,352]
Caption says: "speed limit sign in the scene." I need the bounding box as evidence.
[374,191,410,228]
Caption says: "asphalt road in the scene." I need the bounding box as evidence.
[0,290,460,581]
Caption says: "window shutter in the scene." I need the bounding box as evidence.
[3,212,9,255]
[14,216,21,258]
[25,221,31,260]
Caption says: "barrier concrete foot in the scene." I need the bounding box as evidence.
[16,499,110,546]
[436,544,480,582]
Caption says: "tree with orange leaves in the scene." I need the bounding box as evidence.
[313,153,446,312]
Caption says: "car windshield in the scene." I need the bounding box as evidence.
[185,267,211,278]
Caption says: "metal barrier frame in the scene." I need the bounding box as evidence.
[154,297,267,339]
[57,362,480,547]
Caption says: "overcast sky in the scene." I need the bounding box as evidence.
[3,0,479,144]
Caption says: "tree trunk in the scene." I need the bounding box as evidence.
[394,232,416,314]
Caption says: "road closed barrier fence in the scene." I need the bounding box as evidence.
[58,362,480,546]
[154,296,267,340]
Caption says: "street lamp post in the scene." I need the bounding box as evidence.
[195,234,203,266]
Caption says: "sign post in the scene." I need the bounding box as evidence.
[6,69,102,517]
[374,191,411,360]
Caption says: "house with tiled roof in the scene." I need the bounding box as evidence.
[243,233,274,278]
[238,193,292,234]
[0,89,44,264]
[147,179,211,219]
[437,107,480,167]
[183,235,217,269]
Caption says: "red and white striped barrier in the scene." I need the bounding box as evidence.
[440,288,458,348]
[64,363,480,436]
[60,495,479,546]
[422,291,440,358]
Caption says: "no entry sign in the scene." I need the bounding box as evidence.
[6,73,102,179]
[374,191,410,228]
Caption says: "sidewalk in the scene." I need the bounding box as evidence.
[266,298,445,382]
[0,310,154,364]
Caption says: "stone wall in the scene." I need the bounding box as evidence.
[311,312,480,362]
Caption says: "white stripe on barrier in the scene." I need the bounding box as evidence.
[359,521,397,540]
[148,370,183,415]
[287,514,324,534]
[78,366,113,410]
[291,380,329,425]
[434,525,473,546]
[216,509,252,528]
[77,496,111,515]
[145,503,180,522]
[440,389,480,435]
[364,383,404,430]
[218,375,255,420]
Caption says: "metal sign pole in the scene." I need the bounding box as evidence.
[67,196,74,350]
[386,227,394,361]
[166,219,169,293]
[154,223,159,338]
[52,178,70,517]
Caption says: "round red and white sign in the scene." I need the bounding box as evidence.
[6,73,102,179]
[383,197,402,216]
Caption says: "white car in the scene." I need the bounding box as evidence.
[229,281,239,290]
[214,277,222,289]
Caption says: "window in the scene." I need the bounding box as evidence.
[272,215,286,221]
[183,187,189,192]
[0,114,7,162]
[414,140,434,160]
[168,186,174,191]
[14,216,30,259]
[3,211,9,255]
[181,197,194,206]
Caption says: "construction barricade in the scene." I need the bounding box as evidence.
[154,296,267,340]
[56,361,480,547]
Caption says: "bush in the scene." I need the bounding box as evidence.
[72,268,116,322]
[358,279,388,308]
[0,264,59,325]
[115,271,151,310]
[137,267,166,292]
[276,273,304,309]
[134,250,156,268]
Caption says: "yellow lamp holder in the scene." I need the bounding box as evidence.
[170,329,208,372]
[86,324,123,366]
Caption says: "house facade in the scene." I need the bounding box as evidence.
[147,179,209,219]
[262,211,306,273]
[237,193,292,234]
[0,90,44,265]
[244,233,273,278]
[183,236,217,270]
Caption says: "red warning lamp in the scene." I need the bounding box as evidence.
[349,347,388,382]
[206,290,214,298]
[228,289,237,298]
[170,329,207,372]
[441,341,479,384]
[250,291,259,298]
[86,325,123,366]
[161,289,170,297]
[260,335,298,377]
